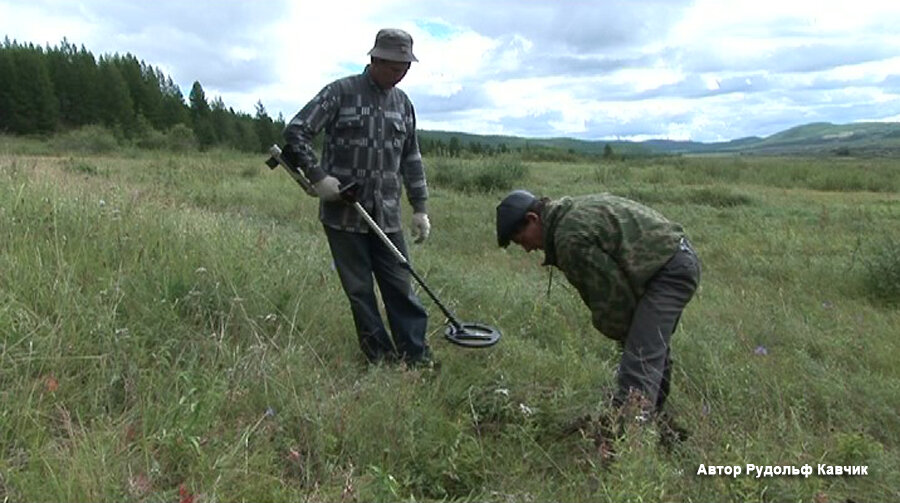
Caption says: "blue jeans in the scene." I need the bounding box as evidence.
[323,225,430,363]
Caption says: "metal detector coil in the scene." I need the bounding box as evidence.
[445,322,502,348]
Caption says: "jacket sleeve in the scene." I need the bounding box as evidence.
[282,83,339,184]
[556,233,636,341]
[399,101,428,213]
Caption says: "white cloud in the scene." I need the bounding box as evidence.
[404,27,500,98]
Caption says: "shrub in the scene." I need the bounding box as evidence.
[863,235,900,305]
[51,125,120,154]
[429,155,528,193]
[134,127,169,150]
[688,186,755,208]
[62,158,101,176]
[162,124,198,152]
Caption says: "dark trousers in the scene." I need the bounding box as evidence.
[323,225,429,363]
[616,239,701,412]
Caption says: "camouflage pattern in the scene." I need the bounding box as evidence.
[283,67,428,233]
[541,194,685,341]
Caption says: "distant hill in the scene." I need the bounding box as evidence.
[421,122,900,157]
[730,122,900,155]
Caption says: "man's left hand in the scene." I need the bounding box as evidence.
[411,213,431,243]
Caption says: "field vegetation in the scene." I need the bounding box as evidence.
[1,132,899,502]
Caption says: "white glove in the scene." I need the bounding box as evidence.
[313,176,341,202]
[411,213,431,243]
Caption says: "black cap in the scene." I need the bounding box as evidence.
[496,190,537,247]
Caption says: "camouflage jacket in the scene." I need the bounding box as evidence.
[541,194,684,340]
[283,67,428,233]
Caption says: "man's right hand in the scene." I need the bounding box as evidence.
[313,176,342,201]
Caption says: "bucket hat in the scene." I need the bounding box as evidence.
[368,28,418,62]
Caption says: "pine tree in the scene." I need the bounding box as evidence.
[97,56,134,133]
[46,39,99,127]
[603,143,614,160]
[159,75,189,129]
[448,136,461,157]
[189,81,216,148]
[0,44,20,132]
[254,100,281,153]
[2,42,59,133]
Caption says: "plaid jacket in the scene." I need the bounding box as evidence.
[283,67,428,233]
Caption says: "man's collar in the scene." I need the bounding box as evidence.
[363,65,390,94]
[541,205,557,267]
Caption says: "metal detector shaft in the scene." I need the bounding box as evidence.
[348,199,463,331]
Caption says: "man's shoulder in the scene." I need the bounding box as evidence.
[327,72,367,90]
[549,200,593,240]
[558,195,610,221]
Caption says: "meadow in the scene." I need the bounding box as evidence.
[1,136,899,502]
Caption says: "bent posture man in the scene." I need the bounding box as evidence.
[282,28,432,366]
[496,190,701,422]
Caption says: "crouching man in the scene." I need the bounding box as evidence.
[496,190,701,435]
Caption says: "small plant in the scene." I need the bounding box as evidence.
[63,158,101,176]
[360,465,403,501]
[832,431,884,465]
[688,186,754,208]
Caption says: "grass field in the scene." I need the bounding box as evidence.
[1,138,899,502]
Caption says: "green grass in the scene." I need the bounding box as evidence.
[1,139,899,501]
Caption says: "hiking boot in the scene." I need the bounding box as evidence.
[403,348,438,371]
[657,411,691,451]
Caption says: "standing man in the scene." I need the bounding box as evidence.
[282,28,432,366]
[496,190,701,426]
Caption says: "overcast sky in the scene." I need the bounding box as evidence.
[2,0,899,142]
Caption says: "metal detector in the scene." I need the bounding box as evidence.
[265,145,501,348]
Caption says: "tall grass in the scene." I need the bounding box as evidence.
[590,155,900,193]
[1,143,899,501]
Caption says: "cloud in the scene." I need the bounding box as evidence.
[882,74,900,92]
[2,0,899,141]
[414,86,493,116]
[403,0,691,52]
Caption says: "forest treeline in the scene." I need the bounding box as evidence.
[0,38,284,153]
[1,37,614,160]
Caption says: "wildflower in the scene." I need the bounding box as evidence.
[519,403,533,416]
